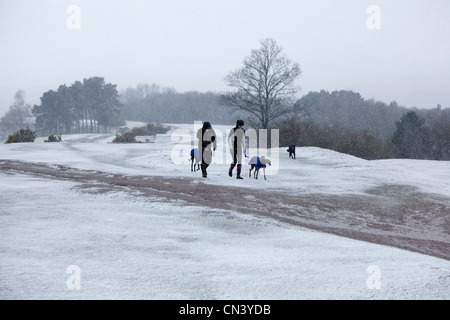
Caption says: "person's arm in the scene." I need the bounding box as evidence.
[227,129,234,151]
[240,129,246,156]
[197,129,202,151]
[211,129,217,151]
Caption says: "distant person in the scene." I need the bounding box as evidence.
[196,122,217,178]
[228,119,246,179]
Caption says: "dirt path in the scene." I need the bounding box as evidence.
[1,159,449,260]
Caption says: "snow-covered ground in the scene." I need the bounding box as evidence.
[0,123,449,299]
[4,123,449,197]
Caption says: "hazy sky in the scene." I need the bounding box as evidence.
[1,0,449,116]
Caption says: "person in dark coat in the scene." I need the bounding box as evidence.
[228,120,246,179]
[196,122,217,178]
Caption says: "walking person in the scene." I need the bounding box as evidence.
[197,121,217,178]
[228,120,246,179]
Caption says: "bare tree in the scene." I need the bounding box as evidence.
[221,38,301,129]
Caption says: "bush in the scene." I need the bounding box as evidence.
[112,132,138,143]
[112,123,169,143]
[130,123,170,136]
[45,134,62,142]
[5,127,36,144]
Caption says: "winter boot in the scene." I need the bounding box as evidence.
[201,164,208,178]
[228,164,235,177]
[236,165,243,180]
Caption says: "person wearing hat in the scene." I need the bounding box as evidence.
[196,121,217,178]
[228,119,246,179]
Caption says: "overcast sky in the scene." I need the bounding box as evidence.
[1,0,449,116]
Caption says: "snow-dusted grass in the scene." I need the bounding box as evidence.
[2,123,449,197]
[0,123,449,299]
[1,173,448,299]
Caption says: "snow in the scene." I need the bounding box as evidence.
[1,173,448,300]
[0,123,449,299]
[2,123,449,197]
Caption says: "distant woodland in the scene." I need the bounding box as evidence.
[279,90,450,160]
[121,84,450,160]
[119,83,238,125]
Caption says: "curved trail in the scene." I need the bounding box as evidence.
[1,159,449,260]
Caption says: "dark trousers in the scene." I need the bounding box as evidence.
[201,143,212,175]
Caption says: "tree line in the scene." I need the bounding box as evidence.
[2,85,449,161]
[285,90,450,160]
[279,119,396,160]
[32,77,123,136]
[120,83,238,125]
[392,109,450,160]
[293,90,406,140]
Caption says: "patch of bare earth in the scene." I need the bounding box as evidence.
[1,160,449,260]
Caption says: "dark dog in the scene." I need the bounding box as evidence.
[248,156,271,180]
[287,145,296,159]
[189,148,201,172]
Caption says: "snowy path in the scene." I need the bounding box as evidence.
[1,160,449,260]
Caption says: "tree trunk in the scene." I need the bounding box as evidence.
[85,109,88,134]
